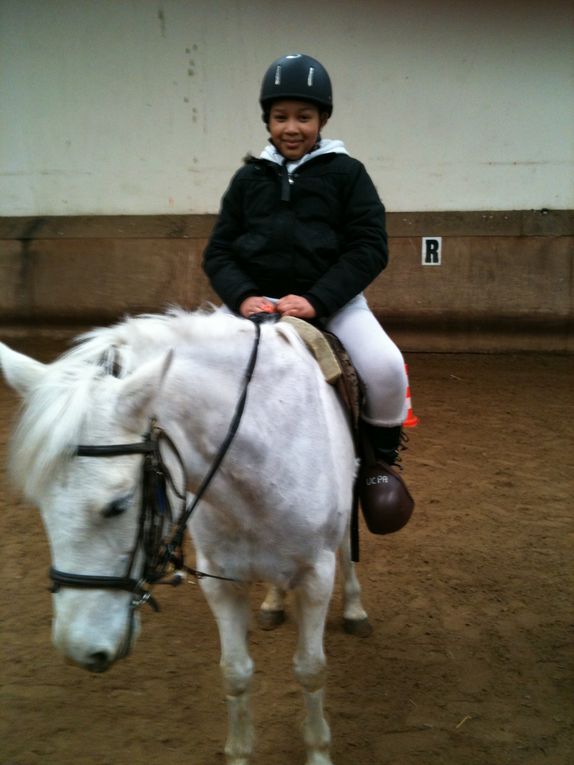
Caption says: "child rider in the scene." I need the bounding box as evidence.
[203,53,412,513]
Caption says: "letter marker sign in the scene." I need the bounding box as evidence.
[422,236,442,266]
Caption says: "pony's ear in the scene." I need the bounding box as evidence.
[115,350,173,432]
[0,342,47,397]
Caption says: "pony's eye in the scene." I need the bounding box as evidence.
[102,495,132,519]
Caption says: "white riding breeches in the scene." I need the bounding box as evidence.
[323,294,407,427]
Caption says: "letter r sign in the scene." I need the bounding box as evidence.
[422,237,442,266]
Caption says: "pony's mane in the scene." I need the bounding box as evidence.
[9,359,104,500]
[9,308,254,500]
[62,306,249,371]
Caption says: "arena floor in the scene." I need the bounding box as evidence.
[1,338,572,765]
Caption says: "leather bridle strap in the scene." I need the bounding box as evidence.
[76,442,156,457]
[49,569,139,591]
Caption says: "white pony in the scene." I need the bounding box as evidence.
[0,308,370,765]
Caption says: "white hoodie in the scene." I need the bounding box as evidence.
[259,138,349,177]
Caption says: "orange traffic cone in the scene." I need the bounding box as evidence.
[403,364,419,428]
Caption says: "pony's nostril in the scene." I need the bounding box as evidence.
[87,651,111,673]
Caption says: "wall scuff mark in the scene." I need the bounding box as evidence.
[157,8,166,38]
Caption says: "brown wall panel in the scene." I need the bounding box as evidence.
[0,239,217,322]
[0,213,572,351]
[2,210,571,240]
[367,236,572,321]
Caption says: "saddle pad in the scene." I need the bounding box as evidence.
[280,316,342,384]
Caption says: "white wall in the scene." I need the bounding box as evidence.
[1,0,572,215]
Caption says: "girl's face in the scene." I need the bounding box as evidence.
[268,100,328,161]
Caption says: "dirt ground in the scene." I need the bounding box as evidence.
[1,337,573,765]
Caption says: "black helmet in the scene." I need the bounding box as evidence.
[260,53,333,121]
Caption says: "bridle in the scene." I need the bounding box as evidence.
[49,317,264,657]
[50,426,188,609]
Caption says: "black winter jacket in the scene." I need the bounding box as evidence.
[202,152,388,317]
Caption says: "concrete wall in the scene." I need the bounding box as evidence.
[1,1,572,350]
[1,0,573,214]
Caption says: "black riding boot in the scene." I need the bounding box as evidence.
[358,423,414,534]
[365,423,404,466]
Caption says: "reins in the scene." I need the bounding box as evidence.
[49,317,264,639]
[164,315,263,555]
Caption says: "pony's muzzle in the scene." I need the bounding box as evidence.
[62,645,114,673]
[85,650,113,673]
[53,598,140,673]
[61,634,133,672]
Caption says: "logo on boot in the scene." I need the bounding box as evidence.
[365,474,390,486]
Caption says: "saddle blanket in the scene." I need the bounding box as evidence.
[280,316,342,384]
[280,316,361,433]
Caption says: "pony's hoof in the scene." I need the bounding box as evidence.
[305,753,334,765]
[257,609,286,630]
[343,616,373,637]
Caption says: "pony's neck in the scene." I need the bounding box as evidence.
[150,325,260,491]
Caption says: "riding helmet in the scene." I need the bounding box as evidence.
[259,53,333,122]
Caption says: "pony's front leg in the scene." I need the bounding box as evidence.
[340,524,373,637]
[199,578,254,765]
[293,549,337,765]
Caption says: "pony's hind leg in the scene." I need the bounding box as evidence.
[339,526,373,637]
[199,578,254,765]
[293,549,337,765]
[258,584,287,630]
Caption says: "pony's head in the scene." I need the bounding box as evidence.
[0,341,171,672]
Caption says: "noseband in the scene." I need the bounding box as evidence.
[49,318,264,656]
